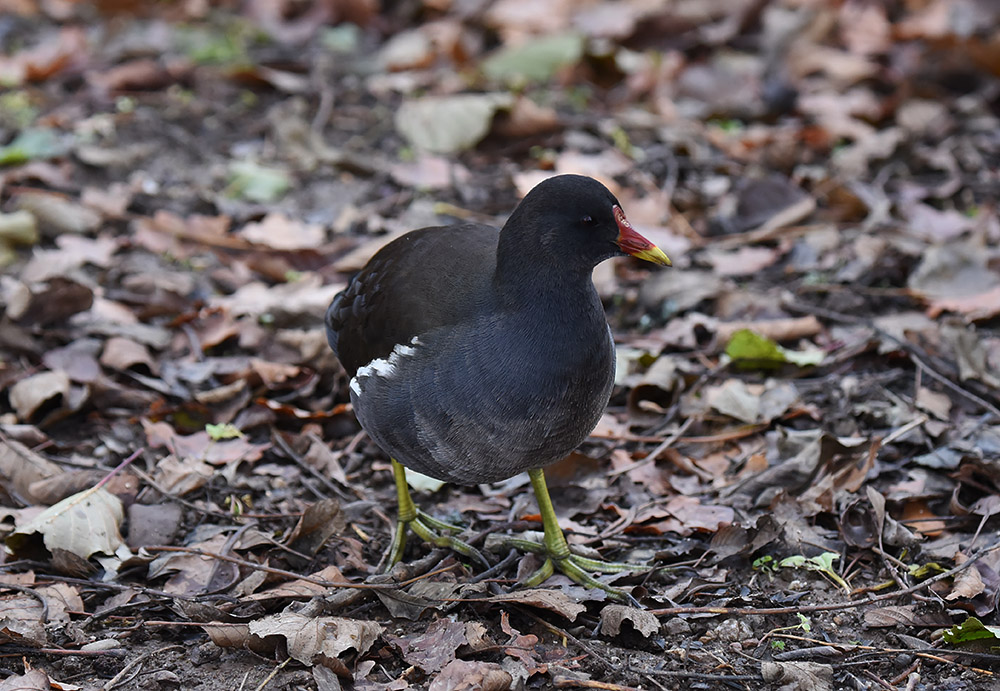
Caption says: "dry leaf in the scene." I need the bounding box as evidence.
[489,588,586,621]
[8,370,70,420]
[247,613,383,670]
[6,486,132,572]
[429,659,512,691]
[599,605,660,637]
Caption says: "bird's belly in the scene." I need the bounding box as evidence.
[351,332,615,485]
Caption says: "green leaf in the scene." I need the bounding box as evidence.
[226,161,290,202]
[0,128,63,166]
[724,329,824,369]
[778,555,806,569]
[321,24,360,53]
[206,423,244,440]
[778,552,850,592]
[943,618,1000,647]
[481,33,584,84]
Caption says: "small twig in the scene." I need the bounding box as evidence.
[39,573,190,603]
[272,430,358,502]
[0,583,49,621]
[515,607,670,691]
[130,465,247,521]
[143,545,458,590]
[0,646,127,659]
[642,670,763,682]
[254,656,292,691]
[95,447,144,491]
[101,644,184,690]
[648,539,1000,617]
[468,549,520,584]
[553,679,641,690]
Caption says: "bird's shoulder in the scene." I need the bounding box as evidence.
[326,223,500,375]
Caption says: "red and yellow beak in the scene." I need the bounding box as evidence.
[614,206,671,266]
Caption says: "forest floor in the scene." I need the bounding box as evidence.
[1,1,1000,690]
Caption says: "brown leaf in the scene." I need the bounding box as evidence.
[100,336,156,373]
[244,565,345,602]
[0,439,61,505]
[389,618,469,673]
[21,235,117,283]
[704,246,782,277]
[6,486,131,571]
[946,563,986,601]
[151,533,234,597]
[285,498,346,557]
[915,387,952,421]
[928,285,1000,321]
[663,496,735,533]
[489,589,586,621]
[428,659,511,691]
[863,605,952,628]
[760,661,833,691]
[5,276,94,326]
[42,340,102,383]
[8,370,70,421]
[247,613,383,670]
[0,27,87,85]
[390,155,470,191]
[0,591,48,645]
[239,213,326,250]
[0,669,52,691]
[599,605,660,637]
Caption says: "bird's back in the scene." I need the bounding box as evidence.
[326,224,500,376]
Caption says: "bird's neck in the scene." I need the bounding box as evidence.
[494,257,599,315]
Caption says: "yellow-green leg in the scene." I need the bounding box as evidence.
[500,468,650,604]
[386,459,488,568]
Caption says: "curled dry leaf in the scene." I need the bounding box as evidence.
[0,439,61,505]
[6,486,132,571]
[599,605,660,637]
[100,336,156,373]
[8,370,71,421]
[429,659,512,691]
[238,213,326,250]
[245,613,383,672]
[0,669,53,691]
[0,590,48,645]
[946,563,986,602]
[285,498,346,557]
[760,661,833,691]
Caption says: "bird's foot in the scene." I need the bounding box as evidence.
[385,458,488,569]
[386,507,488,569]
[495,535,649,606]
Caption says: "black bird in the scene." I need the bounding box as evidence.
[326,174,670,599]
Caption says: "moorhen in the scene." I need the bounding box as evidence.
[325,174,670,600]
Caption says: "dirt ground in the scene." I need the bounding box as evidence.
[2,2,1000,690]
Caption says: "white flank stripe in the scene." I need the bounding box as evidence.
[352,337,422,396]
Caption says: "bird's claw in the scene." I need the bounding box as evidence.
[495,535,650,605]
[387,508,488,569]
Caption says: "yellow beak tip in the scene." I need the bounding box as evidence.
[631,246,671,266]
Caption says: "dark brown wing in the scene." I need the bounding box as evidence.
[325,224,500,376]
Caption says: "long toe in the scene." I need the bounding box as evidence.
[388,510,488,569]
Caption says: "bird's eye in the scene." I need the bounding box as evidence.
[580,215,594,225]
